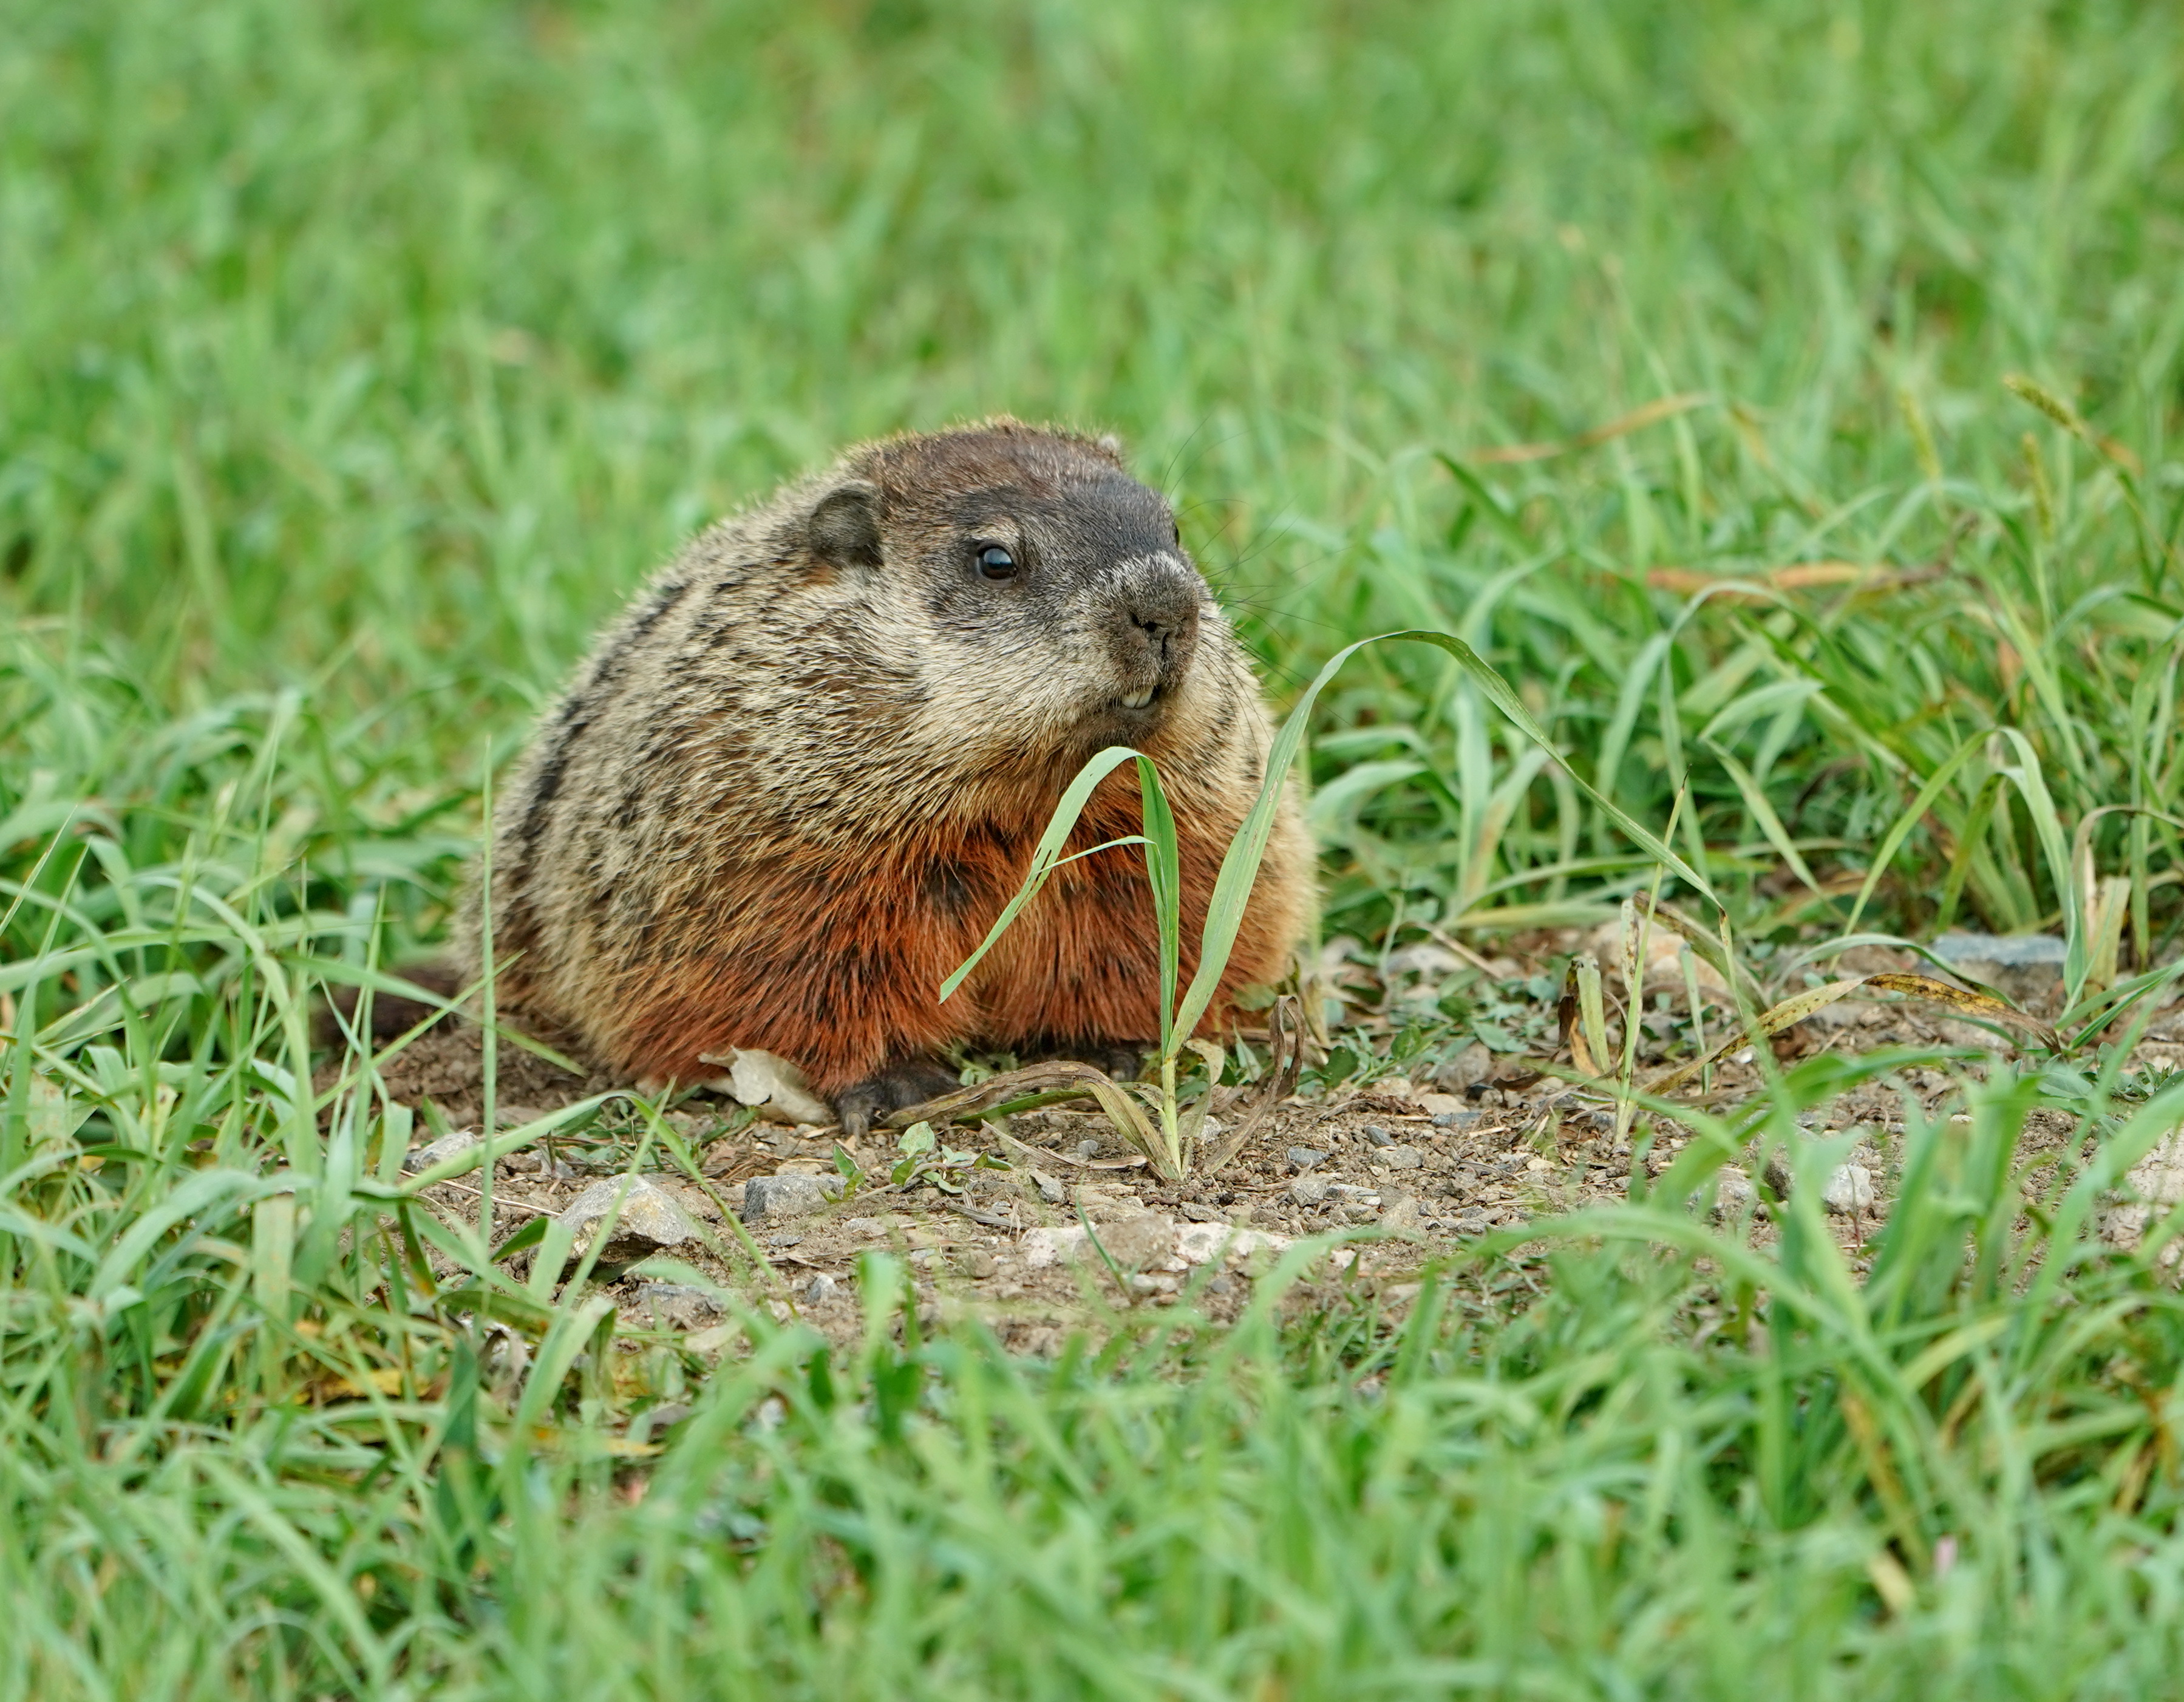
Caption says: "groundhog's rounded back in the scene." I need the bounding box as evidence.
[471,419,1311,1112]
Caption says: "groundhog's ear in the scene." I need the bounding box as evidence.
[804,480,885,572]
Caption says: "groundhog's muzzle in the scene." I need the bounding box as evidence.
[1104,554,1203,714]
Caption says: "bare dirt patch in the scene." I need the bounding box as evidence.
[344,948,2184,1361]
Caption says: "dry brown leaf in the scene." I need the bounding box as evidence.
[1860,972,2061,1049]
[1202,994,1305,1175]
[1645,563,1939,601]
[319,1366,407,1401]
[1645,970,2058,1097]
[697,1047,835,1125]
[1466,392,1711,464]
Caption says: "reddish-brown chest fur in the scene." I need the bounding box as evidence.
[605,775,1288,1094]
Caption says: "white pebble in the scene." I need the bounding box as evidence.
[1822,1163,1875,1215]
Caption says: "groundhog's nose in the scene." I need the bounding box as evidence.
[1117,559,1202,673]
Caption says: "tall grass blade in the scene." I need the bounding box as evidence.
[1137,757,1182,1061]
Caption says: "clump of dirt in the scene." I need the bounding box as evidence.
[330,1022,611,1127]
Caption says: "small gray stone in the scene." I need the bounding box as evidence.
[1287,1146,1328,1172]
[1712,1168,1757,1220]
[1364,1124,1394,1147]
[801,1272,839,1304]
[1372,1145,1425,1171]
[634,1283,723,1330]
[741,1171,840,1223]
[1932,931,2069,968]
[1930,932,2069,1002]
[639,1401,693,1436]
[2104,1134,2184,1250]
[558,1176,702,1263]
[2127,1134,2184,1205]
[1379,1196,1423,1232]
[1088,1214,1175,1271]
[1029,1167,1066,1204]
[1432,1109,1480,1131]
[403,1129,481,1174]
[1822,1163,1876,1216]
[1289,1175,1331,1206]
[1436,1040,1494,1092]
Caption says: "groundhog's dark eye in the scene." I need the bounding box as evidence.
[975,544,1018,580]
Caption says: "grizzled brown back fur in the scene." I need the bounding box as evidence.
[469,418,1311,1132]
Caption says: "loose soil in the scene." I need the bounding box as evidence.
[338,938,2184,1360]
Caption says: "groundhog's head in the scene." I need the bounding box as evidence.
[788,419,1230,777]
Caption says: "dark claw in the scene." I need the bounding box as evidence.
[834,1058,962,1139]
[1011,1037,1156,1083]
[1029,1040,1154,1083]
[1081,1043,1152,1083]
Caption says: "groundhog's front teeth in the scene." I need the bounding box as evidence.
[1118,687,1156,710]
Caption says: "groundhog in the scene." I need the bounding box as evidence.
[466,418,1311,1135]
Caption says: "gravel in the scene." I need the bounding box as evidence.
[403,1129,481,1174]
[557,1176,703,1264]
[741,1171,840,1222]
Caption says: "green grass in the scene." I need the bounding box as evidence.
[9,0,2184,1693]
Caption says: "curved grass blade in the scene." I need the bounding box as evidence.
[1837,730,1985,938]
[1704,738,1819,893]
[1138,757,1182,1060]
[1994,728,2085,1003]
[940,744,1144,1002]
[1934,772,2005,934]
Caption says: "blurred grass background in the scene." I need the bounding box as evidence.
[9,1,2184,1695]
[9,0,2184,955]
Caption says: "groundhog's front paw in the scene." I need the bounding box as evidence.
[834,1058,963,1140]
[1078,1042,1154,1083]
[1021,1040,1154,1083]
